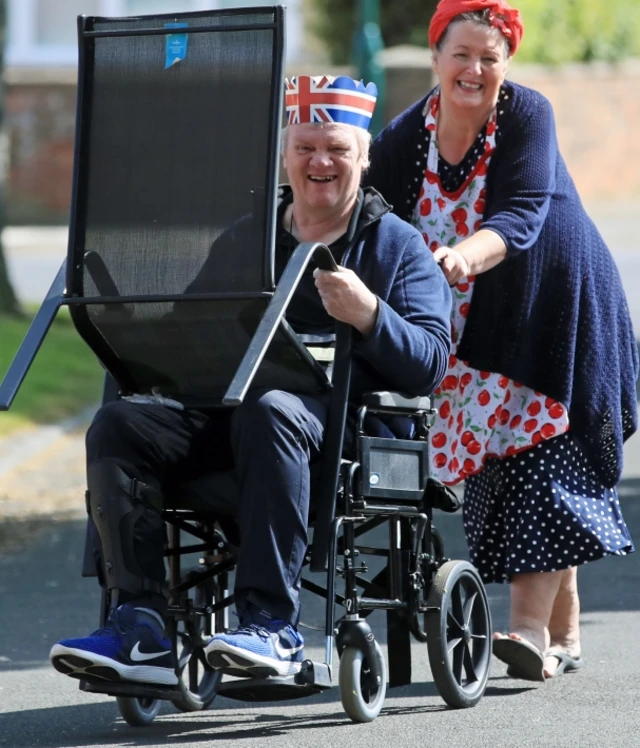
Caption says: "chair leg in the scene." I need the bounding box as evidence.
[386,609,412,687]
[386,517,412,687]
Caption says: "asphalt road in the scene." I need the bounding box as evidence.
[1,493,639,748]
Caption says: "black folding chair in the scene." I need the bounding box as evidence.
[0,7,492,726]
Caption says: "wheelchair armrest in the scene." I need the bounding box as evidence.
[363,391,432,412]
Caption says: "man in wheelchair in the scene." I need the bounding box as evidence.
[49,76,451,687]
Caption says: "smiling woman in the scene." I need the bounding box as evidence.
[431,20,510,163]
[366,0,637,683]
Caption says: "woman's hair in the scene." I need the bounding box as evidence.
[280,125,372,171]
[435,9,511,57]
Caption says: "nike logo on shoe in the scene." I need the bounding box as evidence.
[129,642,168,662]
[273,639,304,659]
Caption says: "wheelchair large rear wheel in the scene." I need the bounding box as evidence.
[339,641,387,723]
[173,572,223,713]
[425,560,491,709]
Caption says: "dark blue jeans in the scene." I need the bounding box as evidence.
[86,389,328,626]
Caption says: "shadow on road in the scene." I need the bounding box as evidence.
[0,702,355,747]
[0,675,538,748]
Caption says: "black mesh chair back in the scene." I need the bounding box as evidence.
[65,8,324,408]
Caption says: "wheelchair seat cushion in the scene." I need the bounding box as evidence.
[170,471,239,514]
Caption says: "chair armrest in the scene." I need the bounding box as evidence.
[362,391,432,412]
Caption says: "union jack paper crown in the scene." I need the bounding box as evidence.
[285,75,378,131]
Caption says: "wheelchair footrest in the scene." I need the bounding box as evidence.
[217,660,331,702]
[78,678,183,702]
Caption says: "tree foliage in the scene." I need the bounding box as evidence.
[311,0,640,65]
[515,0,640,64]
[311,0,438,65]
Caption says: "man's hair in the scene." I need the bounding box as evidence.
[280,124,372,171]
[435,9,511,57]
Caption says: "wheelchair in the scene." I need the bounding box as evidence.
[0,6,492,726]
[74,385,492,726]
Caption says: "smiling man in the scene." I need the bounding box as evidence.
[49,75,451,686]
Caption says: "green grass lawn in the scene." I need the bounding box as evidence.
[0,307,105,436]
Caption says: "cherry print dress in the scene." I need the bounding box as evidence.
[410,88,633,582]
[413,90,570,487]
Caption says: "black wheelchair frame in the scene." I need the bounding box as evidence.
[76,388,492,726]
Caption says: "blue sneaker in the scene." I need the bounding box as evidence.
[49,604,178,686]
[205,617,304,677]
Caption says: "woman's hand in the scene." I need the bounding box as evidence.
[432,230,508,284]
[313,266,379,336]
[433,246,471,286]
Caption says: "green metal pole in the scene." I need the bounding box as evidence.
[352,0,385,136]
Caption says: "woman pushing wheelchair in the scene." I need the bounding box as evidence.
[366,0,637,681]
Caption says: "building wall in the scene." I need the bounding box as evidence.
[4,56,640,224]
[507,61,640,201]
[4,69,77,225]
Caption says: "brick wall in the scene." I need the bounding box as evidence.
[4,56,640,224]
[507,61,640,201]
[4,68,77,225]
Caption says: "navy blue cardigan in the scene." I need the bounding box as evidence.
[366,81,638,487]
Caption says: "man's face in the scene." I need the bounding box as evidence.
[282,123,364,215]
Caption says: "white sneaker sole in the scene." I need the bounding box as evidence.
[205,640,302,677]
[50,644,178,685]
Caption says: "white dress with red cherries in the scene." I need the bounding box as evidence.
[412,91,569,486]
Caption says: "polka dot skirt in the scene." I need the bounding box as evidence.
[463,431,634,584]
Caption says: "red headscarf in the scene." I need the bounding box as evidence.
[428,0,524,55]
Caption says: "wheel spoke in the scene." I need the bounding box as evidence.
[462,642,478,684]
[451,582,465,629]
[446,637,463,654]
[452,637,464,682]
[447,604,464,634]
[462,590,478,627]
[196,646,210,669]
[178,641,193,672]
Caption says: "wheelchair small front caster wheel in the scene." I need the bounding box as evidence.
[116,696,161,726]
[425,560,491,709]
[338,641,387,723]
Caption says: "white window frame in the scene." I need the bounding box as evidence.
[6,0,222,66]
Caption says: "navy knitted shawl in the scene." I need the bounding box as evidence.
[366,81,638,487]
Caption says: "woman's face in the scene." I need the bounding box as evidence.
[432,20,510,115]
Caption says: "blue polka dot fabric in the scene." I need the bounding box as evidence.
[463,432,634,583]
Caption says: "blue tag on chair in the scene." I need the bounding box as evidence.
[165,22,188,68]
